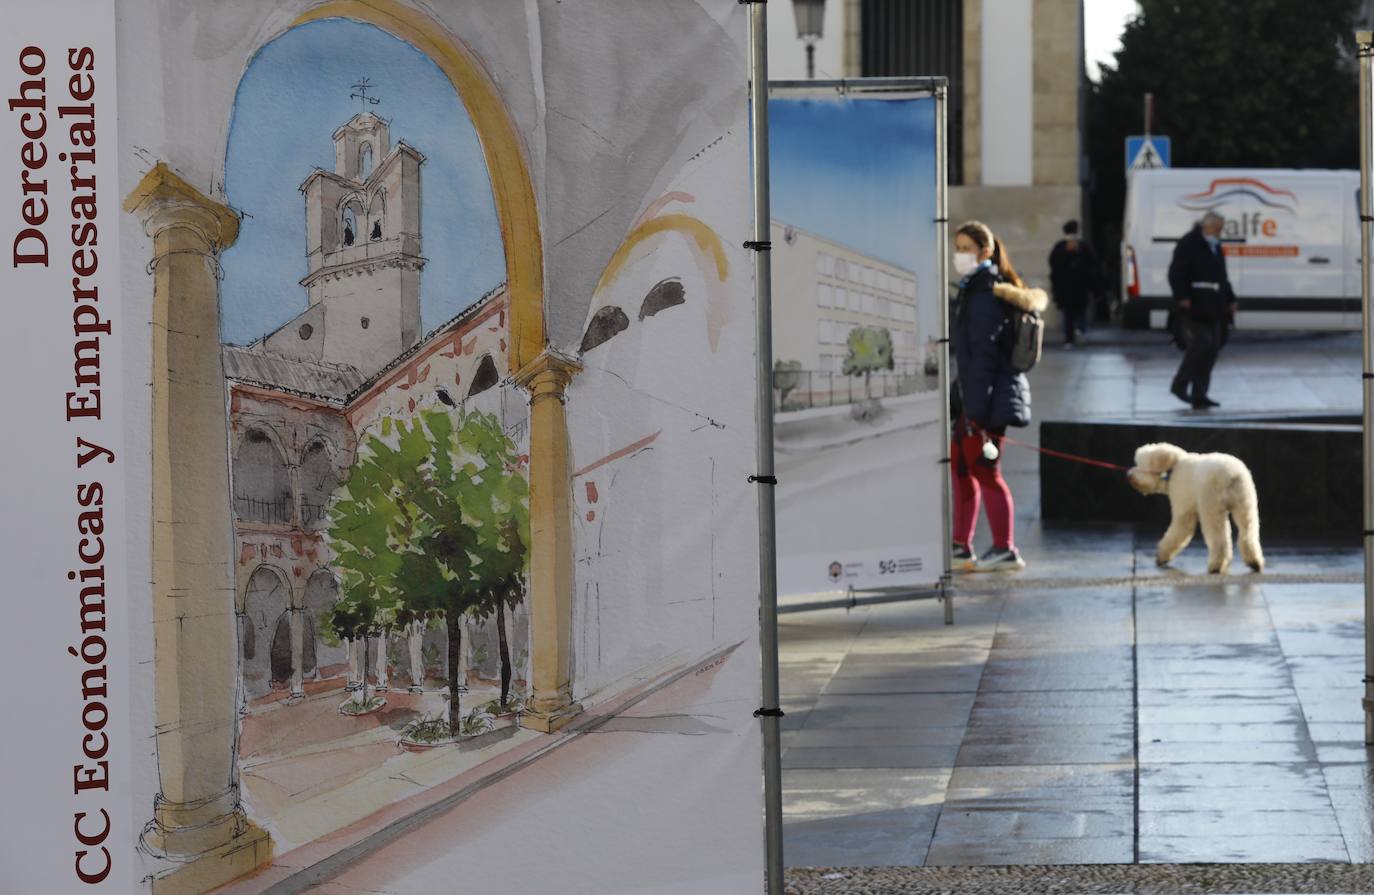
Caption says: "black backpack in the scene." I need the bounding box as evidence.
[1000,282,1043,373]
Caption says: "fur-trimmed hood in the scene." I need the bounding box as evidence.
[993,281,1049,313]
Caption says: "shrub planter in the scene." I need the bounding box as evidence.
[338,695,387,716]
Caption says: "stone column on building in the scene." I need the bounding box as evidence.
[125,162,271,892]
[289,463,303,527]
[514,350,582,733]
[374,632,390,691]
[289,608,305,699]
[346,638,362,691]
[408,621,425,693]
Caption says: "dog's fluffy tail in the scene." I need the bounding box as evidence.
[1230,471,1264,572]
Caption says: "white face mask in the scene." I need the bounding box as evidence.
[953,251,980,277]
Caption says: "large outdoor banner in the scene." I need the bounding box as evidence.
[1,2,764,893]
[768,83,947,602]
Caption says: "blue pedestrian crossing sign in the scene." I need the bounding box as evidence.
[1125,135,1171,171]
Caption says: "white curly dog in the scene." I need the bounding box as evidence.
[1127,442,1264,574]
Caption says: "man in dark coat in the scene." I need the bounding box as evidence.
[1047,220,1098,347]
[1168,211,1236,409]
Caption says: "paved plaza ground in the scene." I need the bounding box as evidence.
[779,330,1374,891]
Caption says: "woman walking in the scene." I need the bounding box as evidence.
[950,221,1047,571]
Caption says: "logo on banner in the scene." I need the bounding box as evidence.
[1175,177,1300,255]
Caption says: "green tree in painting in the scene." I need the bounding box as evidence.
[326,408,526,739]
[471,510,529,712]
[324,429,414,712]
[773,359,804,410]
[842,326,894,401]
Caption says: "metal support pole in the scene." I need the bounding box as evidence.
[935,83,955,626]
[1358,31,1374,745]
[747,4,786,892]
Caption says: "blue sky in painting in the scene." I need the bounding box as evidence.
[220,19,504,346]
[768,95,938,297]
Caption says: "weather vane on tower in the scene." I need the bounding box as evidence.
[350,78,381,111]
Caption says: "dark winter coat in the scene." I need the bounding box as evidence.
[952,265,1049,430]
[1048,238,1099,310]
[1167,225,1236,323]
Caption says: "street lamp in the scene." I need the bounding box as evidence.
[792,0,826,79]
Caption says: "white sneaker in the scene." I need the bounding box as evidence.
[975,547,1025,572]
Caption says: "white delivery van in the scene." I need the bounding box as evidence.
[1121,168,1360,330]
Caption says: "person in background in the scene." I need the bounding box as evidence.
[949,221,1048,572]
[1047,219,1098,348]
[1168,210,1236,409]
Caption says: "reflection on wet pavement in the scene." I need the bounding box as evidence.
[780,333,1371,870]
[780,533,1370,867]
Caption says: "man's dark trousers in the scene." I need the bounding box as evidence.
[1172,318,1221,400]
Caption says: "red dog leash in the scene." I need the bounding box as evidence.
[961,420,1132,475]
[997,434,1130,472]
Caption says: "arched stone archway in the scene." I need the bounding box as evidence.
[289,0,579,734]
[290,0,544,369]
[240,565,293,700]
[234,426,294,525]
[126,2,579,883]
[304,568,346,679]
[300,439,336,529]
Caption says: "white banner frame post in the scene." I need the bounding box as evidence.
[765,77,952,622]
[1358,30,1374,745]
[746,4,786,893]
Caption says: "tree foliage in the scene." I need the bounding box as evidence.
[773,359,804,408]
[326,408,528,737]
[1088,0,1361,276]
[842,326,895,400]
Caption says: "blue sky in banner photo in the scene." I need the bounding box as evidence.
[220,19,505,346]
[768,96,938,306]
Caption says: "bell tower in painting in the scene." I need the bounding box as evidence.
[262,89,426,379]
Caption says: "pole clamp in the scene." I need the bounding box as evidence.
[738,0,766,4]
[753,707,785,718]
[1363,676,1374,684]
[749,474,779,485]
[743,240,772,251]
[1362,214,1374,223]
[1364,372,1374,379]
[1364,531,1374,538]
[934,217,949,223]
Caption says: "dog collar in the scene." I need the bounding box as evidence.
[1160,470,1171,481]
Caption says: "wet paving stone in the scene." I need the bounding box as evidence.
[1139,835,1351,865]
[1138,808,1346,839]
[924,835,1134,867]
[958,723,1135,767]
[1139,739,1319,764]
[786,862,1374,893]
[807,692,978,729]
[785,808,942,868]
[779,519,1372,870]
[785,745,960,770]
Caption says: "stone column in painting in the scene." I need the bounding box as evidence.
[289,608,305,699]
[408,621,425,693]
[514,351,583,733]
[125,163,272,893]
